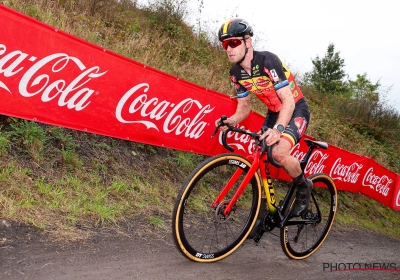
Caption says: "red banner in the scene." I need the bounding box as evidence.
[0,5,399,210]
[393,179,400,211]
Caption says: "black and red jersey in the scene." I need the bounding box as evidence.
[230,51,304,112]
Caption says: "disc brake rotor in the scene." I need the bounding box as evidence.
[214,200,236,223]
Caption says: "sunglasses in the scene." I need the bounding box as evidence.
[222,38,245,50]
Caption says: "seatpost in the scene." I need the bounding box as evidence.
[299,143,317,171]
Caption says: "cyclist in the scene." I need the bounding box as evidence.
[215,18,312,217]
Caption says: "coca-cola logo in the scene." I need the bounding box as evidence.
[290,143,305,161]
[290,144,329,175]
[329,158,363,183]
[362,167,393,197]
[116,83,214,138]
[218,126,256,154]
[0,44,107,111]
[305,150,329,175]
[396,190,400,207]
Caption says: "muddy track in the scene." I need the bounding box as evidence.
[1,220,399,280]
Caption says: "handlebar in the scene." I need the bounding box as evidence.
[211,116,282,168]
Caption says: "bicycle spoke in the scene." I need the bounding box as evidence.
[280,173,337,259]
[173,154,261,262]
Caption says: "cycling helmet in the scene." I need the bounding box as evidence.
[218,18,254,42]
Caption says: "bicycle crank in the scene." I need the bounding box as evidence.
[253,211,275,243]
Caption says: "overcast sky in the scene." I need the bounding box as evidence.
[139,0,400,113]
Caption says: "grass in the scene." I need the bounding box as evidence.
[0,0,399,242]
[335,191,400,238]
[146,215,166,229]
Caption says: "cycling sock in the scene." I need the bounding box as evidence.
[294,173,305,183]
[294,173,307,190]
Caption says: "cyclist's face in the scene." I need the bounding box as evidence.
[223,37,250,63]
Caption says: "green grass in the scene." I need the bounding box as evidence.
[146,215,166,229]
[335,191,399,238]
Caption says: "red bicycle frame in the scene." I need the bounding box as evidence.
[210,146,279,216]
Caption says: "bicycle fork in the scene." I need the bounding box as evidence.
[211,155,260,216]
[209,151,299,229]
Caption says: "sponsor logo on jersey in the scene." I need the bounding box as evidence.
[242,81,254,90]
[256,77,268,87]
[294,117,307,137]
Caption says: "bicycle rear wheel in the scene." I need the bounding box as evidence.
[280,173,337,259]
[172,153,262,262]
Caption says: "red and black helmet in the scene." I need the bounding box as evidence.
[218,18,254,42]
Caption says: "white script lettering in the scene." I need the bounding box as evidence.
[305,150,329,175]
[362,168,393,197]
[0,44,107,110]
[329,158,363,183]
[116,83,214,139]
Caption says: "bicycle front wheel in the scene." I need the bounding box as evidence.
[280,173,337,259]
[172,153,262,262]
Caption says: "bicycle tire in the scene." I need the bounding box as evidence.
[172,153,262,262]
[280,173,337,259]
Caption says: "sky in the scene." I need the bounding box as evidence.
[139,0,400,113]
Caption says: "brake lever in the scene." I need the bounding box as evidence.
[260,126,268,154]
[211,126,219,138]
[211,115,228,138]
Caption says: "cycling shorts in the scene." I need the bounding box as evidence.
[262,98,310,147]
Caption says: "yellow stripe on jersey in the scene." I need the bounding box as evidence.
[282,134,296,147]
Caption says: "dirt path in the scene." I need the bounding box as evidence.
[1,220,399,280]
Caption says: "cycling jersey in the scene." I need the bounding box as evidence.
[230,51,304,113]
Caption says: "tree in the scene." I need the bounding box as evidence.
[307,43,348,94]
[348,73,380,101]
[346,74,400,128]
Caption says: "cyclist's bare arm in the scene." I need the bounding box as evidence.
[215,94,252,131]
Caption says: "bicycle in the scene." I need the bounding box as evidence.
[172,116,337,262]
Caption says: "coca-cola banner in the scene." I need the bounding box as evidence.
[275,141,400,210]
[0,5,399,211]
